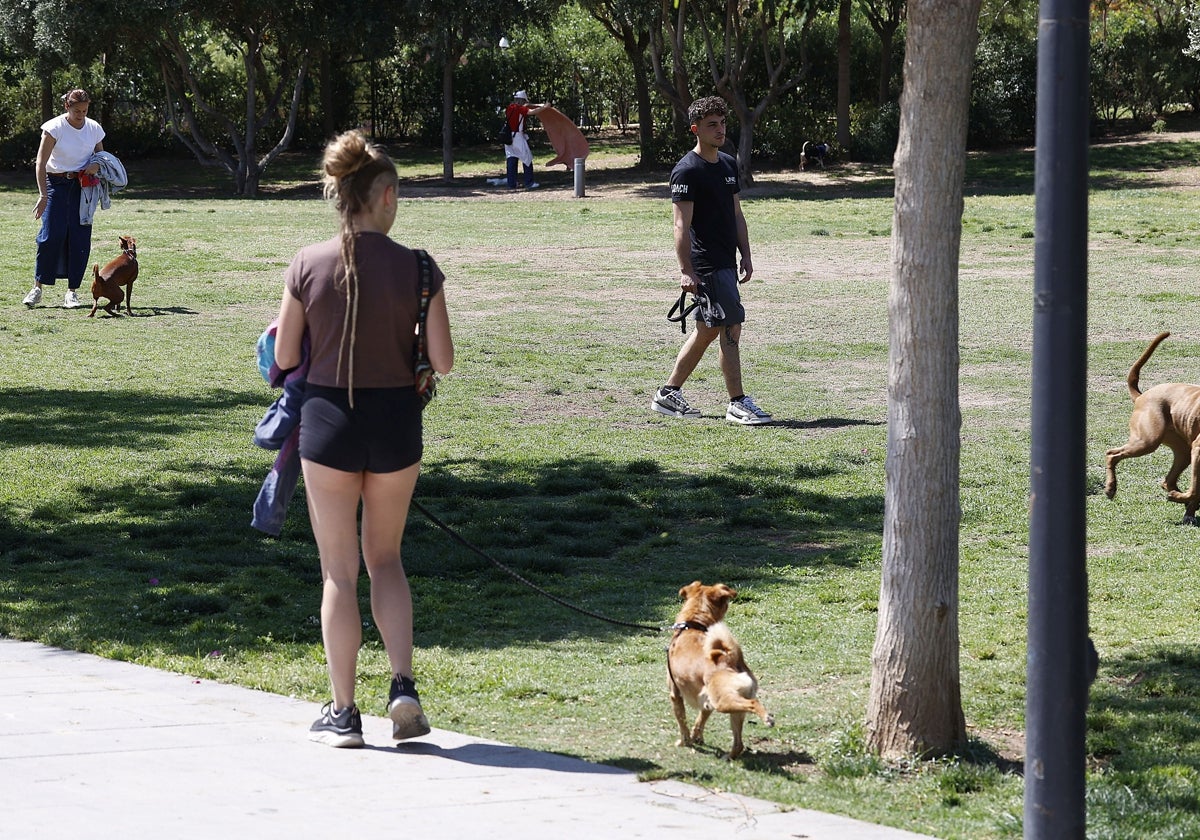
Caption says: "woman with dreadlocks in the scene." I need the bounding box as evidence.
[274,129,454,748]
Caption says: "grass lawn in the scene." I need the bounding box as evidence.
[2,129,1200,839]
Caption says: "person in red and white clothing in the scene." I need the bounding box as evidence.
[503,90,547,190]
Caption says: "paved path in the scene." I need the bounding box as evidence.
[1,638,938,839]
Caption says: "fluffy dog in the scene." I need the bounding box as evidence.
[800,140,829,170]
[667,581,773,759]
[1104,331,1200,524]
[88,235,138,317]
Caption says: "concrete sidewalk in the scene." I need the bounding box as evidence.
[1,638,937,839]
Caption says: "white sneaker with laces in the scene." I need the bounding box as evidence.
[726,395,773,425]
[651,387,701,418]
[63,290,80,309]
[22,286,42,306]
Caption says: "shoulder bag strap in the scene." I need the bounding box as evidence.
[415,249,432,363]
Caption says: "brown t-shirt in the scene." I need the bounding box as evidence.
[284,232,445,388]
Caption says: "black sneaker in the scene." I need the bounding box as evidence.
[308,701,364,748]
[388,675,431,740]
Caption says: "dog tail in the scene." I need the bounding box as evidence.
[1127,331,1171,400]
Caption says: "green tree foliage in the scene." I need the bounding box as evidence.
[580,0,659,163]
[154,0,320,196]
[4,0,1199,182]
[399,0,564,182]
[969,28,1037,147]
[691,0,824,184]
[857,0,905,105]
[1094,0,1200,124]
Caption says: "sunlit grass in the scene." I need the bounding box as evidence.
[3,132,1200,838]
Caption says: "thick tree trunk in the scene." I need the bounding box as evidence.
[866,0,981,759]
[837,0,852,150]
[441,57,455,183]
[628,44,655,166]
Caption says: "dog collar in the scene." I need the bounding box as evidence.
[671,621,709,633]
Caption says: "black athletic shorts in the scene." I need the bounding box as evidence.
[300,384,422,473]
[698,267,746,326]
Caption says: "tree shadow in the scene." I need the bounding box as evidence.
[0,388,884,659]
[1089,645,1200,774]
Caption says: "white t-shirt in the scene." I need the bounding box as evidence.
[41,114,105,173]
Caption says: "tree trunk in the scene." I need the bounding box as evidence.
[877,28,895,105]
[441,47,457,183]
[40,72,53,122]
[626,36,655,166]
[736,117,755,187]
[320,48,335,139]
[837,0,852,150]
[866,0,981,759]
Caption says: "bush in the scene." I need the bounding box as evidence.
[969,31,1037,147]
[850,101,900,162]
[0,128,41,170]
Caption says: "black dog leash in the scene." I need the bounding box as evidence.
[411,499,667,634]
[667,286,723,333]
[667,290,701,333]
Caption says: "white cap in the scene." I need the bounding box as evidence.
[514,90,529,101]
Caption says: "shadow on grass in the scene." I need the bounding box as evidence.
[1090,645,1200,772]
[1084,645,1200,835]
[0,389,884,659]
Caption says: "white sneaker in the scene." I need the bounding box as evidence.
[63,290,80,309]
[651,387,701,418]
[22,286,42,306]
[726,395,773,425]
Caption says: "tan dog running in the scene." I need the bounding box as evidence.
[88,235,138,317]
[667,581,773,759]
[1105,331,1200,524]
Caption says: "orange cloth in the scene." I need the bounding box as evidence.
[538,106,589,168]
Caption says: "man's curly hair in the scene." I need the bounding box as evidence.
[688,96,727,126]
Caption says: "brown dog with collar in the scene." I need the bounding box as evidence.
[88,235,138,317]
[667,581,773,759]
[1105,331,1200,524]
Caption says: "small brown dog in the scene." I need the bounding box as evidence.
[88,235,138,317]
[1105,331,1200,524]
[667,581,773,759]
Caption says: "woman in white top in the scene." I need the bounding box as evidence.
[23,88,105,309]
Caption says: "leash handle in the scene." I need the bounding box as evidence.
[666,290,697,333]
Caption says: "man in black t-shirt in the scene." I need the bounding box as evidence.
[651,96,773,425]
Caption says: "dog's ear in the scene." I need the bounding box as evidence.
[717,584,737,602]
[679,580,703,600]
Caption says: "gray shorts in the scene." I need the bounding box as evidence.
[697,268,745,326]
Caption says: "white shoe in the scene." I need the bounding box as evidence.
[726,395,773,425]
[22,286,42,306]
[63,290,80,309]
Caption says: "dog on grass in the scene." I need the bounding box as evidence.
[800,141,829,170]
[88,235,138,317]
[1104,331,1200,524]
[667,581,773,759]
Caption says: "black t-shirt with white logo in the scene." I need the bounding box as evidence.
[669,150,740,273]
